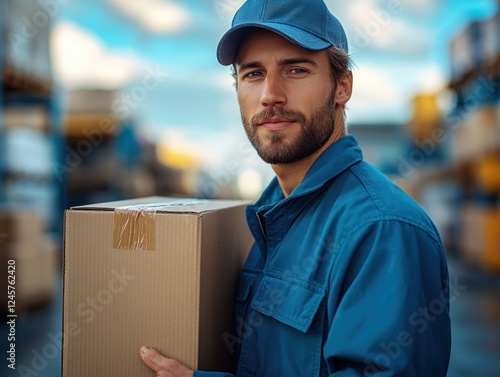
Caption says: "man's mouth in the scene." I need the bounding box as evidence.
[258,117,296,131]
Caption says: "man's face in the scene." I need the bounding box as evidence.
[236,29,336,165]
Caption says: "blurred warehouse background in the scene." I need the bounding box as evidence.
[0,0,499,376]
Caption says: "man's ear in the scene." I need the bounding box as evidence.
[335,71,353,106]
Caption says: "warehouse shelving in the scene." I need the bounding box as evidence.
[1,0,65,236]
[397,10,500,273]
[413,11,500,272]
[0,0,6,204]
[63,89,131,207]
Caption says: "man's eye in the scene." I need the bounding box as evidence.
[244,71,263,78]
[290,68,307,74]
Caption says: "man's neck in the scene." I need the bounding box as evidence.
[273,121,346,198]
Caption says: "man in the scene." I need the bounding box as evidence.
[140,0,451,375]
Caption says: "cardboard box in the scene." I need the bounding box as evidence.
[0,210,57,313]
[66,89,116,114]
[0,210,44,242]
[38,236,59,299]
[410,94,441,142]
[62,197,253,376]
[450,24,474,82]
[453,106,498,162]
[0,241,40,312]
[461,204,500,272]
[4,106,49,132]
[0,236,58,313]
[475,153,500,194]
[483,11,500,65]
[475,106,499,155]
[65,113,118,138]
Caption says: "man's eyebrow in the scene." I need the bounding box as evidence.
[280,57,319,67]
[237,57,319,72]
[237,61,263,72]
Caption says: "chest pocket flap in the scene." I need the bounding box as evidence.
[251,276,326,333]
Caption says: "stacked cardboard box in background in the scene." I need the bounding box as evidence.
[444,10,500,273]
[62,197,254,376]
[461,204,500,273]
[3,106,58,229]
[0,210,58,313]
[64,89,130,206]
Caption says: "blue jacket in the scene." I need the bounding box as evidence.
[196,135,451,376]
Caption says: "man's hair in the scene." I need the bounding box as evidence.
[324,46,353,119]
[231,45,352,117]
[324,45,352,88]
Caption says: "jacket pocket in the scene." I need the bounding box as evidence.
[238,275,326,377]
[251,276,325,333]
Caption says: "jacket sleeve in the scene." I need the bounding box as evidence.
[323,220,451,376]
[194,371,235,377]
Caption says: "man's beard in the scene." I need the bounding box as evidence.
[241,90,337,165]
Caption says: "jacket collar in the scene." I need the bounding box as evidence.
[291,134,363,197]
[250,135,363,210]
[246,135,363,250]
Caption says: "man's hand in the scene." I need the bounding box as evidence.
[140,346,194,377]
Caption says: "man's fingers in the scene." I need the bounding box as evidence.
[140,346,173,373]
[140,346,193,377]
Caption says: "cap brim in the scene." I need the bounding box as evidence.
[217,23,331,65]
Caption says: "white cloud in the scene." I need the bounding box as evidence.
[352,64,403,102]
[156,127,234,169]
[348,63,410,123]
[345,0,431,55]
[212,0,245,23]
[207,70,236,91]
[395,0,438,15]
[371,18,430,54]
[345,0,379,27]
[168,67,235,92]
[347,61,448,124]
[106,0,191,34]
[415,64,448,93]
[51,21,144,88]
[159,129,202,154]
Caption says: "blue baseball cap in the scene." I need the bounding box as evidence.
[217,0,348,66]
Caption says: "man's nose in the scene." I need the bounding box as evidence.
[260,74,287,107]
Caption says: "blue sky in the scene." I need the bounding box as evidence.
[51,0,498,174]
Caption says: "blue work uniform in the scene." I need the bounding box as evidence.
[196,135,451,376]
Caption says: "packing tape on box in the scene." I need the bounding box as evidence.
[113,207,156,251]
[113,200,207,251]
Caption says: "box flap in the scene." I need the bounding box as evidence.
[70,196,249,214]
